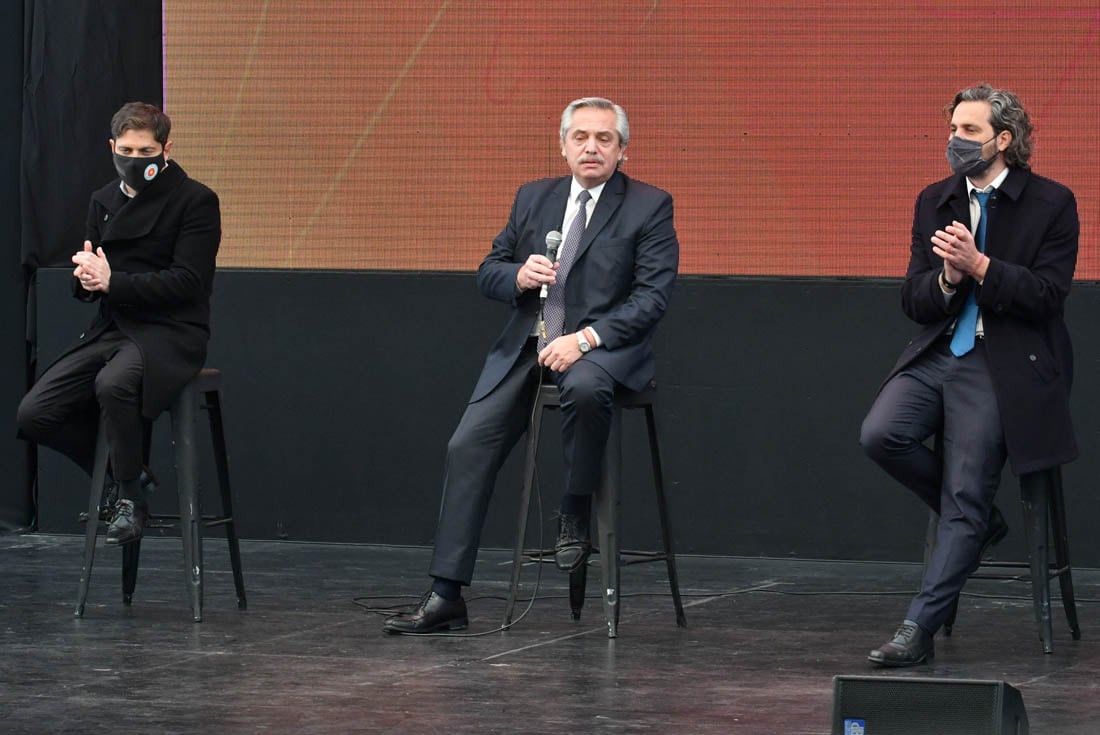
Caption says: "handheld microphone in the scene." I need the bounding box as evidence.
[539,230,563,302]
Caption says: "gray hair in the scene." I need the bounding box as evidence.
[560,97,630,146]
[947,84,1033,168]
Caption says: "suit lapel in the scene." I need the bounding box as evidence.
[573,171,626,263]
[937,174,970,234]
[100,164,186,242]
[983,168,1028,258]
[541,177,571,248]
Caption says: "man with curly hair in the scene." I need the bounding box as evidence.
[860,84,1079,666]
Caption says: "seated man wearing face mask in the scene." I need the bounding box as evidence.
[17,101,221,546]
[859,84,1079,667]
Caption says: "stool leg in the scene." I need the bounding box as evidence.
[205,389,247,610]
[504,399,544,630]
[75,419,111,618]
[1020,470,1053,653]
[595,408,622,639]
[1048,467,1081,640]
[122,541,141,605]
[568,564,587,620]
[172,383,204,623]
[645,405,686,628]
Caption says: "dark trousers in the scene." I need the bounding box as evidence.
[429,340,618,585]
[860,338,1007,634]
[16,329,146,482]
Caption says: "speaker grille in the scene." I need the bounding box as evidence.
[834,677,1007,735]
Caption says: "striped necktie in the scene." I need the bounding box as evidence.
[538,189,591,351]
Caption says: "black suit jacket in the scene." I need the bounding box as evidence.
[57,162,220,418]
[887,167,1079,474]
[470,171,679,402]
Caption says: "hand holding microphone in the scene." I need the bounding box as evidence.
[516,231,563,293]
[539,230,563,302]
[535,231,563,341]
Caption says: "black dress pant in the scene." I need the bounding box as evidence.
[17,328,146,482]
[860,337,1007,634]
[429,339,618,585]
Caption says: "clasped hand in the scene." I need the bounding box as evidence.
[72,240,112,292]
[931,221,988,283]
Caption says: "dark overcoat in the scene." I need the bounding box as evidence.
[886,167,1079,475]
[57,161,220,418]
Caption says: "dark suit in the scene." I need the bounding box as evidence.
[861,166,1078,633]
[430,171,679,585]
[17,162,220,481]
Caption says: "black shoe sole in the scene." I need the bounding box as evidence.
[383,618,469,635]
[867,651,934,667]
[554,547,591,573]
[105,532,143,546]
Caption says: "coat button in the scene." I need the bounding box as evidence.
[1029,354,1037,361]
[103,213,109,221]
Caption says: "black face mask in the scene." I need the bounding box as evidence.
[113,152,166,192]
[945,135,997,177]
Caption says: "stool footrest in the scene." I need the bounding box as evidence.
[504,384,686,636]
[74,368,246,622]
[968,565,1071,583]
[146,515,234,530]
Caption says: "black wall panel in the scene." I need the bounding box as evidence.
[31,269,1100,567]
[0,1,28,531]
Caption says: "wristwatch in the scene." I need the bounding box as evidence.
[576,331,592,354]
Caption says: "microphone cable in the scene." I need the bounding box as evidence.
[359,358,553,638]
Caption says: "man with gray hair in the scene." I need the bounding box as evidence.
[860,84,1079,666]
[385,97,679,634]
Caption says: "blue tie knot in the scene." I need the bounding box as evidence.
[975,190,991,208]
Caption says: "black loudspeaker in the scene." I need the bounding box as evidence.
[831,676,1029,734]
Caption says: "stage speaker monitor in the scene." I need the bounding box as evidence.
[831,675,1028,734]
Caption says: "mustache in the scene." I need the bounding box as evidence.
[578,155,605,164]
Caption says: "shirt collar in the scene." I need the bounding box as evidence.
[967,166,1009,196]
[570,177,607,207]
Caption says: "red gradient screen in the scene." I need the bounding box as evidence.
[164,2,1099,277]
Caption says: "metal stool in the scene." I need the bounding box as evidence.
[503,383,687,638]
[75,368,247,622]
[923,466,1080,653]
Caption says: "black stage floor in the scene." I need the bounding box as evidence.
[1,534,1097,733]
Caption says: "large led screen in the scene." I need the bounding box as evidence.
[164,2,1099,277]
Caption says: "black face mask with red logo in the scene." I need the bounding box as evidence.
[113,153,166,192]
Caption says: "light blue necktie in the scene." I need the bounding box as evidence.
[949,190,992,357]
[538,190,591,351]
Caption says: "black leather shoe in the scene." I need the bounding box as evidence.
[979,504,1008,560]
[554,513,591,572]
[105,499,148,546]
[868,620,934,667]
[78,476,121,524]
[79,468,159,524]
[383,592,468,634]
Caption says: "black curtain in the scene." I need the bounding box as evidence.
[1,0,161,531]
[21,0,162,269]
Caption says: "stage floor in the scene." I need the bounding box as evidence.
[1,534,1096,733]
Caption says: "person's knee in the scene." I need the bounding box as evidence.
[15,393,46,440]
[560,368,614,415]
[93,370,140,408]
[859,413,891,461]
